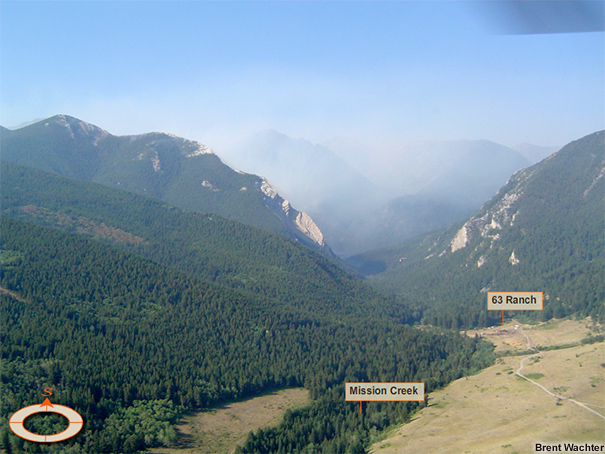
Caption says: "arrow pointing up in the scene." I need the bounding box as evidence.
[40,398,53,408]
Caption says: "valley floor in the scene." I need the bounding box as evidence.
[370,318,605,454]
[149,388,309,454]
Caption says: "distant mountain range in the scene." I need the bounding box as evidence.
[221,130,389,256]
[354,130,604,328]
[224,132,539,256]
[329,139,535,196]
[0,115,331,255]
[222,129,383,212]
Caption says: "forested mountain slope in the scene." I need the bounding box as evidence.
[0,115,329,252]
[1,161,382,320]
[0,218,492,453]
[357,131,604,328]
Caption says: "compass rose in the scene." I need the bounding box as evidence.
[9,396,83,443]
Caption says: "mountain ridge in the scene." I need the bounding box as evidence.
[356,130,604,327]
[0,114,332,255]
[1,160,371,318]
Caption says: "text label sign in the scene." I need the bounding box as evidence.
[345,382,425,401]
[487,292,543,311]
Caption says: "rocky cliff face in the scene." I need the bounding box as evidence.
[429,131,604,270]
[259,178,328,250]
[446,166,532,257]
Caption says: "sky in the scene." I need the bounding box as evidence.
[1,1,604,153]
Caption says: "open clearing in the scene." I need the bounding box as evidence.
[149,388,309,454]
[370,318,604,454]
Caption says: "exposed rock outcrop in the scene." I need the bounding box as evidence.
[258,178,328,251]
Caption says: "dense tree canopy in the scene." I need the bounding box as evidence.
[0,218,493,453]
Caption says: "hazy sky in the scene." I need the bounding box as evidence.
[2,1,603,151]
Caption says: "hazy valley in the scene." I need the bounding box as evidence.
[220,130,543,257]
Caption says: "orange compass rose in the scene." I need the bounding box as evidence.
[9,396,83,443]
